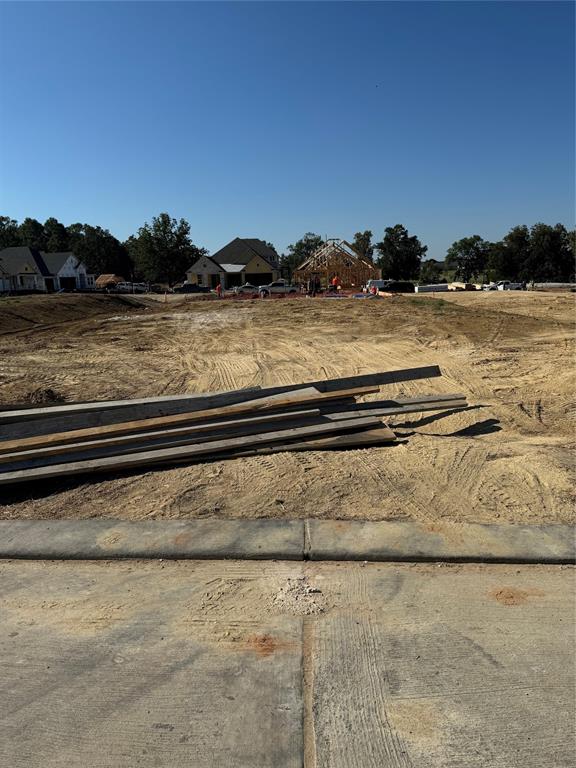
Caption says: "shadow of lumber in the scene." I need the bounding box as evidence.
[392,404,485,429]
[445,418,502,437]
[417,418,502,438]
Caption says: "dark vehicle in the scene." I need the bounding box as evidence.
[173,283,211,294]
[383,280,415,293]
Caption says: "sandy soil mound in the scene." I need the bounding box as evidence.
[0,293,146,336]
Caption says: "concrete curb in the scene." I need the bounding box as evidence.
[307,520,576,564]
[0,519,573,564]
[0,519,304,560]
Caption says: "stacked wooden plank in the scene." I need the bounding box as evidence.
[0,365,469,486]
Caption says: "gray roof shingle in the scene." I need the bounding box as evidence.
[210,238,279,268]
[0,247,46,275]
[40,252,76,274]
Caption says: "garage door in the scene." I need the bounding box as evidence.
[245,273,272,285]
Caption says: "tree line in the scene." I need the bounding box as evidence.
[0,213,207,285]
[283,223,575,283]
[1,213,574,285]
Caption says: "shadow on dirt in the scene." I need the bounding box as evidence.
[0,441,405,505]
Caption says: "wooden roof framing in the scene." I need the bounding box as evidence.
[293,239,380,289]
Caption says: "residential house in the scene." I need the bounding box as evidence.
[41,252,95,291]
[0,247,47,292]
[186,238,280,289]
[0,247,94,293]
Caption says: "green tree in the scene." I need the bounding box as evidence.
[487,225,530,281]
[0,216,21,249]
[281,232,323,279]
[375,224,427,280]
[44,217,69,252]
[126,213,206,284]
[445,236,490,282]
[520,223,574,281]
[419,259,446,284]
[67,223,132,277]
[18,218,47,250]
[351,230,374,261]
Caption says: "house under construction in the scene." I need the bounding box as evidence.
[293,239,380,290]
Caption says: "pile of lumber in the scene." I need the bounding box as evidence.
[0,365,468,487]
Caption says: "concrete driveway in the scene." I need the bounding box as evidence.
[1,558,573,767]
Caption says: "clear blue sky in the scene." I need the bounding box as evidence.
[0,1,574,259]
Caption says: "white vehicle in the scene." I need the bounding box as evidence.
[233,283,258,295]
[258,280,298,296]
[497,280,525,291]
[110,282,148,294]
[363,279,388,293]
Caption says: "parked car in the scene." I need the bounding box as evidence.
[258,280,298,296]
[384,280,415,293]
[172,283,211,294]
[363,279,389,293]
[497,281,525,291]
[234,283,259,295]
[363,279,415,294]
[108,282,148,294]
[415,283,450,293]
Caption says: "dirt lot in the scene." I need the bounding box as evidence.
[0,291,574,524]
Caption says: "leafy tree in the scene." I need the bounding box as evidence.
[351,230,374,261]
[519,223,574,281]
[0,216,21,249]
[445,235,490,282]
[375,224,427,280]
[281,232,323,279]
[44,217,69,252]
[487,225,530,281]
[67,223,132,277]
[18,218,47,250]
[126,213,207,284]
[419,259,446,284]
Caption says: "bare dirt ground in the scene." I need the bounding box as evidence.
[0,291,574,524]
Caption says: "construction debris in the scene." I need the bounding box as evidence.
[0,366,469,487]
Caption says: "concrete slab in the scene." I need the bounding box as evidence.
[307,520,576,563]
[1,558,573,767]
[0,519,304,560]
[0,559,304,768]
[308,561,575,768]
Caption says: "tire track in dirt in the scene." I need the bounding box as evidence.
[1,292,574,524]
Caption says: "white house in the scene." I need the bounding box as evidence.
[186,238,281,290]
[0,247,94,292]
[41,252,95,291]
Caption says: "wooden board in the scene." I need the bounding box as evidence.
[269,365,442,394]
[0,415,382,486]
[0,387,274,440]
[233,425,397,455]
[0,365,442,440]
[0,386,262,423]
[327,399,467,420]
[0,408,324,469]
[0,385,379,456]
[0,399,467,467]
